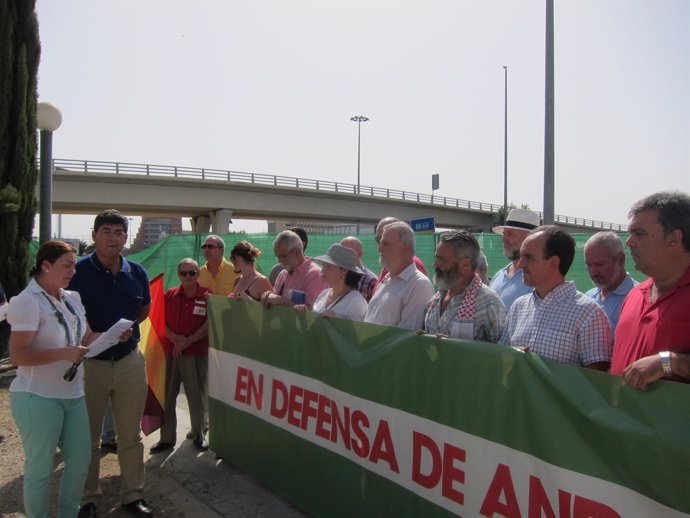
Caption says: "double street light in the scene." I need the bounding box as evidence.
[350,115,369,195]
[36,102,63,244]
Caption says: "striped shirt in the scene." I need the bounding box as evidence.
[499,281,612,367]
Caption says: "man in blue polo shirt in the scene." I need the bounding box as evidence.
[583,231,638,337]
[69,210,153,518]
[489,208,541,309]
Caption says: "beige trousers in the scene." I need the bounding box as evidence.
[81,349,147,506]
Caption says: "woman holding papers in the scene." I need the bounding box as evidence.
[6,240,127,518]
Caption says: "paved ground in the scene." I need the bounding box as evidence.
[0,373,309,518]
[138,393,308,518]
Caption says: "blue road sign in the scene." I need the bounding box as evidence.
[410,216,435,232]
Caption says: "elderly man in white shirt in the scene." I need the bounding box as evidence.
[365,221,434,330]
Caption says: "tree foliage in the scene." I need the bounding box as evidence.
[0,0,40,298]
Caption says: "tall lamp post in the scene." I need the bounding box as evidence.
[127,217,134,248]
[350,115,369,195]
[36,102,63,244]
[503,66,508,214]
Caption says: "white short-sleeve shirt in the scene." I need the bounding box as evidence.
[8,278,87,398]
[313,288,368,321]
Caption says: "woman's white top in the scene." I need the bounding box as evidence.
[7,278,87,399]
[312,289,368,321]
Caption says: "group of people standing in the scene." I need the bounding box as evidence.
[4,189,690,518]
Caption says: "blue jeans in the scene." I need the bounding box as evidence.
[11,391,90,518]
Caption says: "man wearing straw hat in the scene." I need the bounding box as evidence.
[489,208,541,309]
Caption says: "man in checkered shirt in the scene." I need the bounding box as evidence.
[499,225,612,370]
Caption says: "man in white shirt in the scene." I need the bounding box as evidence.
[365,222,434,330]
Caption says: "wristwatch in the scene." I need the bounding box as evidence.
[659,351,672,376]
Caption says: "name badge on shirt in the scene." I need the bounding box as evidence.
[193,305,206,316]
[450,321,474,340]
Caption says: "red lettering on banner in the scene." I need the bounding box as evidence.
[315,394,332,440]
[270,379,288,418]
[234,367,250,404]
[411,432,466,506]
[528,476,570,518]
[287,385,304,428]
[369,420,399,473]
[300,389,319,430]
[412,432,442,488]
[573,497,621,518]
[442,443,466,505]
[332,401,351,447]
[234,367,264,409]
[480,463,522,518]
[351,410,370,457]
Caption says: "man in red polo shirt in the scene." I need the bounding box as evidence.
[611,192,690,390]
[150,259,211,453]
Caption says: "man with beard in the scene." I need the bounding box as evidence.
[583,231,638,336]
[489,208,541,309]
[373,216,428,292]
[423,231,506,342]
[365,222,433,330]
[261,230,327,310]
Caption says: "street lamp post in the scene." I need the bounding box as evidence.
[128,217,134,248]
[503,65,508,214]
[350,115,369,195]
[36,102,63,244]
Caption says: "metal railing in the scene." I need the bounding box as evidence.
[50,158,627,231]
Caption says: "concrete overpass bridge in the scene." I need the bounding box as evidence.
[47,159,627,235]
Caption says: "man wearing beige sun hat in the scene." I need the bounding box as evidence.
[489,208,541,309]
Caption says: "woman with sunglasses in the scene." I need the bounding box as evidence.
[150,258,211,454]
[228,240,272,302]
[7,240,117,518]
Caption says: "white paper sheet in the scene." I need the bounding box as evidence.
[85,318,135,357]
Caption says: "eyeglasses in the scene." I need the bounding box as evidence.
[179,271,198,277]
[201,244,220,250]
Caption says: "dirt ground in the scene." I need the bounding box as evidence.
[0,379,185,518]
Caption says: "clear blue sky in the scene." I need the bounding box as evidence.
[35,0,689,240]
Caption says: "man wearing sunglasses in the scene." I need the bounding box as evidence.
[198,235,238,296]
[150,259,211,455]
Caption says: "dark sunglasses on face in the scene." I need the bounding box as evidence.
[179,270,198,277]
[201,244,220,250]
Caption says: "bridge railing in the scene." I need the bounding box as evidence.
[50,158,627,232]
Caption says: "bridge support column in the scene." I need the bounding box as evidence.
[211,209,233,234]
[191,215,211,234]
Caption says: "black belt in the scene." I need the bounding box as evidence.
[92,345,137,362]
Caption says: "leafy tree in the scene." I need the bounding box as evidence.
[0,0,40,299]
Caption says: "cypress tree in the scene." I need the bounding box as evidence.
[0,0,41,299]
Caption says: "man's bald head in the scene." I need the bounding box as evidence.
[340,236,364,259]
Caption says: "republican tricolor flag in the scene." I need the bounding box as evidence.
[138,273,166,436]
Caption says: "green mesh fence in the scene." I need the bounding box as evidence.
[124,232,646,292]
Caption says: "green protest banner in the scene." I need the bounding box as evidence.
[207,296,690,517]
